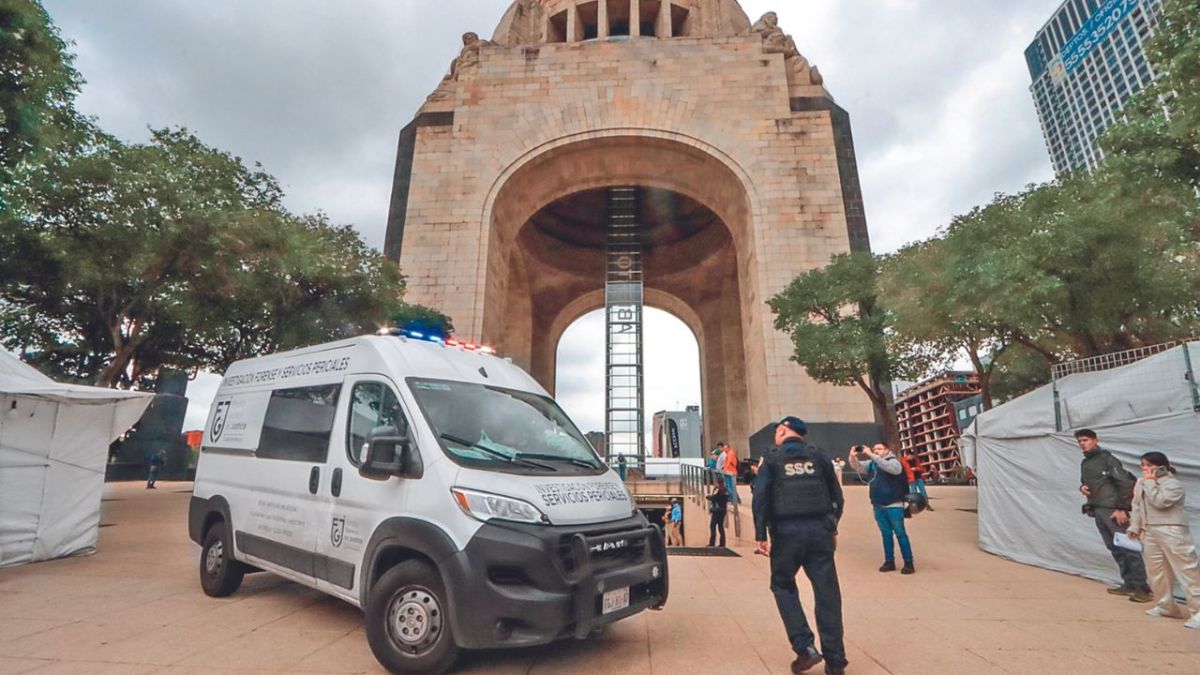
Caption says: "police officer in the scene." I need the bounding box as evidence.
[753,417,846,675]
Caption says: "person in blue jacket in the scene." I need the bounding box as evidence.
[848,443,915,574]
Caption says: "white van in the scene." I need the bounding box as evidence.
[189,332,669,673]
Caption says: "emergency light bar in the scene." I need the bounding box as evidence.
[376,328,499,357]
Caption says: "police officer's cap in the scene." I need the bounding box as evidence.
[777,416,807,436]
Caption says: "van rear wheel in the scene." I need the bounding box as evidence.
[365,560,459,674]
[200,522,245,597]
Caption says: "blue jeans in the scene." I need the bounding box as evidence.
[912,479,929,500]
[873,506,913,564]
[724,473,738,504]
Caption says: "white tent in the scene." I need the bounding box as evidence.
[0,351,152,567]
[961,343,1200,584]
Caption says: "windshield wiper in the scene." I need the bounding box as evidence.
[516,453,603,470]
[438,433,557,471]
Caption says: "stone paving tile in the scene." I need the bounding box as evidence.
[174,629,350,671]
[291,630,385,674]
[20,662,159,675]
[0,656,52,675]
[4,483,1199,674]
[967,648,1111,675]
[0,620,70,644]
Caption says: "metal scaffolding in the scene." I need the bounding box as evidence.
[605,187,644,461]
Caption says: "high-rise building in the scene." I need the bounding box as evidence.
[1025,0,1162,175]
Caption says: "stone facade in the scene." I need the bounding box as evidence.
[386,0,876,448]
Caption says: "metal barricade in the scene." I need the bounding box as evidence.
[679,464,742,539]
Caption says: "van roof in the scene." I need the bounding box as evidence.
[218,335,543,395]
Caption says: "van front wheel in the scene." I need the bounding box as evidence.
[199,523,245,597]
[365,560,459,674]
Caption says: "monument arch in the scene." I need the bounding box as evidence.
[386,0,877,450]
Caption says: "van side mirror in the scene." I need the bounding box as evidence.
[359,436,410,480]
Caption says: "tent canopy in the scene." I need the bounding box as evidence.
[0,351,153,567]
[962,343,1200,584]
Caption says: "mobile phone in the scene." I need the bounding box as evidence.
[1154,466,1169,478]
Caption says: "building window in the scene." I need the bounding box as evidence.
[258,384,341,463]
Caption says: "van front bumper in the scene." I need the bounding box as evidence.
[441,513,669,649]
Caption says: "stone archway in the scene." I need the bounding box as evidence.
[479,133,760,449]
[387,1,881,450]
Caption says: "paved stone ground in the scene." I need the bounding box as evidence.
[1,483,1197,674]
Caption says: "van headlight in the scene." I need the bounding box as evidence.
[450,488,549,525]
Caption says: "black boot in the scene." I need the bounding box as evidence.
[790,646,823,673]
[879,561,896,572]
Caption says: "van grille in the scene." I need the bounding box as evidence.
[557,526,649,574]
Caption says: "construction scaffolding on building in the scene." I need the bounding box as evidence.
[896,372,981,479]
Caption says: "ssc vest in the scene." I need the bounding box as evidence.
[766,442,835,520]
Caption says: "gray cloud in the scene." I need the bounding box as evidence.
[47,0,1059,438]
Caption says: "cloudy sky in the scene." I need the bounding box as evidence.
[41,0,1058,436]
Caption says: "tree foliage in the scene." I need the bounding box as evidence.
[391,303,455,338]
[882,169,1199,406]
[0,128,406,387]
[0,3,417,388]
[1102,0,1200,190]
[0,0,84,182]
[768,252,932,445]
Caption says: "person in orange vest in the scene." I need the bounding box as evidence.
[719,442,740,505]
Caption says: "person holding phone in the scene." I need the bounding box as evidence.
[1127,452,1200,628]
[847,443,915,574]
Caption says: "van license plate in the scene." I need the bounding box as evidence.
[602,587,630,614]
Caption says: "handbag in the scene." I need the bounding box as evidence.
[904,485,928,517]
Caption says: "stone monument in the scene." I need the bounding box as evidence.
[386,0,876,448]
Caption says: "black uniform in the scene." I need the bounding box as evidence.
[752,438,846,669]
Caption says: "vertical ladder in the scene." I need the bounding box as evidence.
[605,187,644,466]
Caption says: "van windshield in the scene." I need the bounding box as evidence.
[407,378,606,474]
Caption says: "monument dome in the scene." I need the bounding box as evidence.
[491,0,753,45]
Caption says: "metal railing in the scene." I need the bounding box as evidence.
[680,464,742,539]
[1051,340,1200,431]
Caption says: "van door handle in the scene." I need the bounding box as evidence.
[309,466,320,495]
[331,468,343,497]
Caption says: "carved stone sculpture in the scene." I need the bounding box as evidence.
[752,12,796,56]
[449,32,495,80]
[752,12,823,87]
[429,32,497,101]
[510,0,546,44]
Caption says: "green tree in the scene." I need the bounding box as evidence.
[0,0,84,182]
[883,169,1199,406]
[0,128,406,386]
[1102,0,1200,190]
[769,252,931,445]
[391,303,455,338]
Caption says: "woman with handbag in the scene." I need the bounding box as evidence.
[707,482,730,547]
[1127,451,1200,628]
